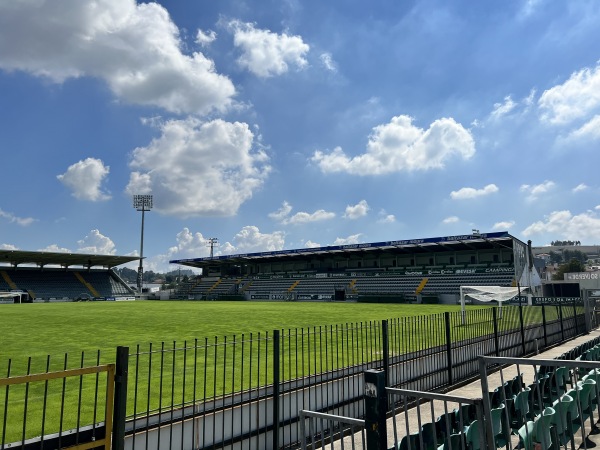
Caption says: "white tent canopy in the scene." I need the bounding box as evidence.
[460,285,529,324]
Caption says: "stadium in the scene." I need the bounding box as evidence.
[171,230,541,303]
[0,230,541,304]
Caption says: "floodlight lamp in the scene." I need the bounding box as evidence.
[133,194,153,211]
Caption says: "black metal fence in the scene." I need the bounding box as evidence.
[0,303,587,449]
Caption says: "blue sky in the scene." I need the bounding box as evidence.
[1,0,600,272]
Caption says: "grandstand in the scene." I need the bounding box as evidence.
[171,231,541,303]
[0,250,138,302]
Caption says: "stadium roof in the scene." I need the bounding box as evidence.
[171,231,520,269]
[0,250,139,269]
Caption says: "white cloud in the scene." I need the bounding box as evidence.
[377,210,396,224]
[0,244,19,250]
[450,184,499,200]
[38,244,71,253]
[333,234,362,245]
[76,229,116,255]
[538,63,600,125]
[442,216,459,224]
[343,200,369,219]
[0,208,36,226]
[126,118,270,217]
[269,201,293,221]
[229,21,309,78]
[227,226,285,252]
[520,180,555,200]
[57,158,111,201]
[522,210,600,241]
[304,240,321,248]
[196,29,217,47]
[284,209,336,225]
[312,115,475,175]
[572,183,588,193]
[568,115,600,141]
[492,221,515,231]
[490,96,517,120]
[0,1,235,115]
[320,53,337,72]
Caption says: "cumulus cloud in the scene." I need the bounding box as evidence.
[572,183,588,193]
[39,244,71,253]
[377,210,396,223]
[0,244,19,250]
[0,208,36,226]
[57,158,111,201]
[492,221,515,231]
[568,115,600,141]
[269,201,293,221]
[312,115,475,175]
[320,53,337,72]
[225,226,286,253]
[304,240,321,248]
[443,216,459,224]
[284,209,336,225]
[450,184,499,200]
[0,1,235,115]
[520,180,555,200]
[333,234,362,245]
[76,229,116,254]
[229,21,309,78]
[126,118,270,217]
[343,200,369,219]
[490,96,517,120]
[538,63,600,125]
[196,29,217,47]
[522,210,600,241]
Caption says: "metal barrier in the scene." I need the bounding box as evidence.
[299,410,365,450]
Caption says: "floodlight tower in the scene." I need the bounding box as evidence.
[133,194,153,294]
[207,237,219,258]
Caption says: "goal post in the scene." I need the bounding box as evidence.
[460,285,529,325]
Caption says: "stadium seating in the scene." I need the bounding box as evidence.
[0,268,134,300]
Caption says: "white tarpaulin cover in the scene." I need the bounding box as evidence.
[461,286,527,303]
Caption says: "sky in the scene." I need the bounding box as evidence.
[1,0,600,273]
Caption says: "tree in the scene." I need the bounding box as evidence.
[548,251,563,265]
[552,258,586,280]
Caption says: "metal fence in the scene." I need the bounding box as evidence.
[0,303,587,449]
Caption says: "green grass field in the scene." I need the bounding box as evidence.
[0,300,549,442]
[0,300,481,365]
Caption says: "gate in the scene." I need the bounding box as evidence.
[0,364,115,450]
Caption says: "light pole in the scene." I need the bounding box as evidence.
[207,237,219,258]
[133,194,153,294]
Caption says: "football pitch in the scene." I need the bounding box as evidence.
[1,300,474,365]
[0,300,548,443]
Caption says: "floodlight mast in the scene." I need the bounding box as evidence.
[133,195,153,294]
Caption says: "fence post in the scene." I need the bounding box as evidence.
[382,320,390,387]
[492,308,499,357]
[573,302,579,335]
[273,329,280,450]
[444,312,453,385]
[541,304,548,348]
[112,346,129,450]
[518,304,526,356]
[364,369,387,450]
[559,305,565,341]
